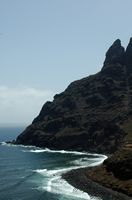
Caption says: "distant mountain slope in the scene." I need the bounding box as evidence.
[16,38,132,154]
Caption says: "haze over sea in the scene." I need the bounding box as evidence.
[0,126,110,200]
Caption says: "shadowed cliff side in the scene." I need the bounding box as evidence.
[16,38,132,154]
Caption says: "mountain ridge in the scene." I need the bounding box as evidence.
[16,38,132,154]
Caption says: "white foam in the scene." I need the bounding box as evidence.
[0,142,7,145]
[40,174,101,200]
[44,148,87,155]
[24,147,107,159]
[34,167,78,177]
[47,177,90,199]
[22,148,77,154]
[0,142,36,149]
[28,149,46,153]
[36,168,91,199]
[17,144,38,148]
[31,148,88,155]
[0,142,18,147]
[34,152,107,199]
[71,155,107,167]
[2,142,106,199]
[33,169,47,174]
[31,147,107,199]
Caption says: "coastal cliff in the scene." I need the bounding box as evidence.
[16,38,132,197]
[16,39,132,153]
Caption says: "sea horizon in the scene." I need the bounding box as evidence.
[0,126,26,142]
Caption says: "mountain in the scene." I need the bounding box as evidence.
[15,38,132,197]
[16,38,132,154]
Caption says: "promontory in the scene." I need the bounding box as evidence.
[15,38,132,198]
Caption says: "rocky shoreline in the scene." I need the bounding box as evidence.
[15,38,132,199]
[62,167,131,200]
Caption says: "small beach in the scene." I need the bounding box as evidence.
[63,167,131,200]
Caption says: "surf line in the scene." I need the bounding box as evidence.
[1,142,107,199]
[32,148,107,199]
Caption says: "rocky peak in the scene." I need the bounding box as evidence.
[103,39,125,68]
[125,37,132,68]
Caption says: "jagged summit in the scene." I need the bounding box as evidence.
[103,39,125,67]
[125,37,132,69]
[103,38,132,71]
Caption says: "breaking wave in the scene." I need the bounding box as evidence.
[31,148,107,200]
[1,142,106,199]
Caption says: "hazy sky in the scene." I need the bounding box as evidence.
[0,0,132,125]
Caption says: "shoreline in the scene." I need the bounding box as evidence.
[6,142,131,199]
[62,167,131,200]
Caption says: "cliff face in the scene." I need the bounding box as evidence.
[16,38,132,154]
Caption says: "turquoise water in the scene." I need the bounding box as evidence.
[0,127,108,200]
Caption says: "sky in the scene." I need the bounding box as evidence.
[0,0,132,125]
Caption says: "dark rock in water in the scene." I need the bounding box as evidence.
[16,38,132,154]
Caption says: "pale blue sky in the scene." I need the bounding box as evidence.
[0,0,132,124]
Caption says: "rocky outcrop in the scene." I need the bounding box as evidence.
[104,149,132,180]
[125,38,132,73]
[103,39,125,67]
[16,38,132,154]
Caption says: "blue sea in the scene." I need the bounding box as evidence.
[0,127,111,200]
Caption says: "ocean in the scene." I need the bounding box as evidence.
[0,127,107,200]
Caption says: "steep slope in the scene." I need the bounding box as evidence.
[16,39,132,154]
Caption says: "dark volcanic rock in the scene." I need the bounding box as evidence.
[79,149,132,197]
[16,39,132,154]
[125,38,132,73]
[103,39,125,67]
[63,167,132,199]
[104,150,132,180]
